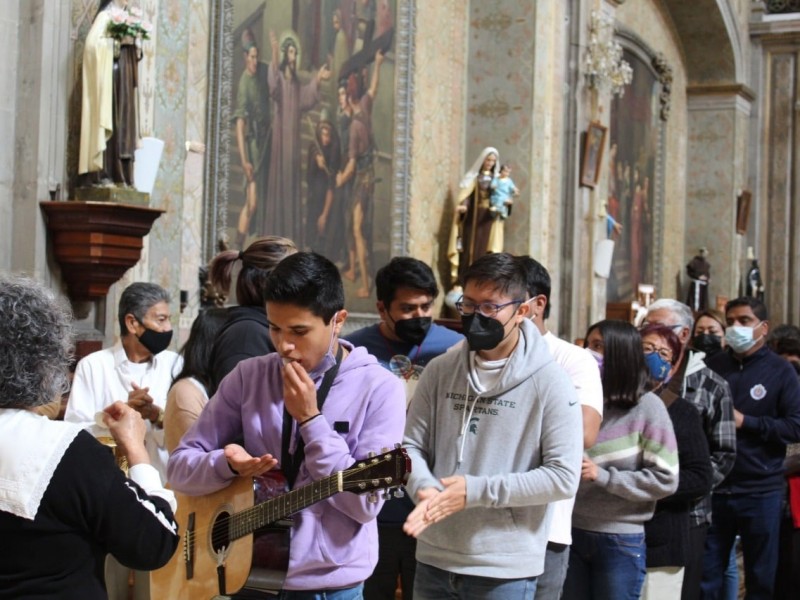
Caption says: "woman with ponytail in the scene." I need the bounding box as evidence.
[207,236,296,393]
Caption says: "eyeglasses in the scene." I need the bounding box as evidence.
[455,298,524,318]
[642,342,673,362]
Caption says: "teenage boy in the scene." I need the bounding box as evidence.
[168,252,406,597]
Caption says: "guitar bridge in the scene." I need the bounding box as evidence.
[184,512,195,580]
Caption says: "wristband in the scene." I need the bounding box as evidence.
[300,413,321,426]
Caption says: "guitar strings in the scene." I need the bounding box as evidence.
[183,457,397,549]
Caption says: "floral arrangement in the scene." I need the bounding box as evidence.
[584,11,632,98]
[106,5,153,42]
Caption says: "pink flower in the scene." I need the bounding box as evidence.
[142,21,153,33]
[129,6,143,18]
[126,14,139,26]
[108,6,126,23]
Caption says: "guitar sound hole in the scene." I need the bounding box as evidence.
[211,510,232,554]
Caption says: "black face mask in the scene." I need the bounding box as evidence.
[393,316,432,346]
[692,333,722,357]
[461,313,507,351]
[137,326,173,355]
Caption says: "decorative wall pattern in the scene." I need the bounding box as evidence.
[407,0,467,287]
[465,2,536,257]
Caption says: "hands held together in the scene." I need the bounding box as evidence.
[403,475,466,538]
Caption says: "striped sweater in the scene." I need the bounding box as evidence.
[572,391,680,534]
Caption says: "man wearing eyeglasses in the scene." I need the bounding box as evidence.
[345,257,463,600]
[700,296,800,599]
[642,298,735,600]
[402,252,583,599]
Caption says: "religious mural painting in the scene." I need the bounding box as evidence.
[214,0,401,313]
[606,48,659,302]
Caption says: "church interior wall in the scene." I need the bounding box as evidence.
[0,2,20,274]
[406,0,468,287]
[5,0,798,349]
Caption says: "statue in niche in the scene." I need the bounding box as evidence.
[686,247,711,312]
[745,247,765,301]
[78,0,149,188]
[448,146,501,285]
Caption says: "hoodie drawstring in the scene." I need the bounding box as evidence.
[458,378,480,467]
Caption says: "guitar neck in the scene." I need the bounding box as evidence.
[228,471,341,541]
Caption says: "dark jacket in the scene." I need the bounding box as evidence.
[645,394,713,567]
[209,305,274,395]
[0,432,178,599]
[706,345,800,494]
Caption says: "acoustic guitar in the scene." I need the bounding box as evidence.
[151,446,410,599]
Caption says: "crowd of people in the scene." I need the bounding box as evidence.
[2,241,800,600]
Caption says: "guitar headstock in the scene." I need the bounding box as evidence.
[341,445,411,499]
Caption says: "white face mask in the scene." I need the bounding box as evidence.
[725,323,762,354]
[307,311,340,380]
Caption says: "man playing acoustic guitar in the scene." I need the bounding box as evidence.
[167,252,406,599]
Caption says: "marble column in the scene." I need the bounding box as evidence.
[684,86,753,309]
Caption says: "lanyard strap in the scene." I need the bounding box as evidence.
[281,345,343,488]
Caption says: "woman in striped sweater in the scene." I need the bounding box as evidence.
[563,320,679,600]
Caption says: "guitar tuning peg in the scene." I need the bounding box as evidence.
[382,490,391,500]
[367,492,379,503]
[368,451,376,458]
[394,442,402,449]
[381,447,390,454]
[393,487,405,499]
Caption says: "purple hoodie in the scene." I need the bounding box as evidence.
[168,341,406,590]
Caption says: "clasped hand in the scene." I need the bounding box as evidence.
[403,475,466,538]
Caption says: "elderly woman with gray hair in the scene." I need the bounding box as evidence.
[0,275,178,599]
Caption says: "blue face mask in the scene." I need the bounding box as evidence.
[645,351,672,382]
[307,311,340,380]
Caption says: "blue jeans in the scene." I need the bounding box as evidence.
[562,528,646,600]
[278,584,363,600]
[700,491,782,600]
[721,539,739,600]
[413,561,537,600]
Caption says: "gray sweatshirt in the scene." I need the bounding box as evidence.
[403,319,583,579]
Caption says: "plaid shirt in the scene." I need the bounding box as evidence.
[668,351,737,526]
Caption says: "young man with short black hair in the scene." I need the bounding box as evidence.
[403,252,583,599]
[701,296,800,599]
[346,256,463,600]
[168,252,406,598]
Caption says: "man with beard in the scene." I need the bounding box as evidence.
[264,30,330,241]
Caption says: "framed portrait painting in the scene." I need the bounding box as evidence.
[580,122,607,188]
[606,46,664,302]
[203,0,414,314]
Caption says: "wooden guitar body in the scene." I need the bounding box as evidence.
[151,448,409,599]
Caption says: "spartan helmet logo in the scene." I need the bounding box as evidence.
[469,417,479,434]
